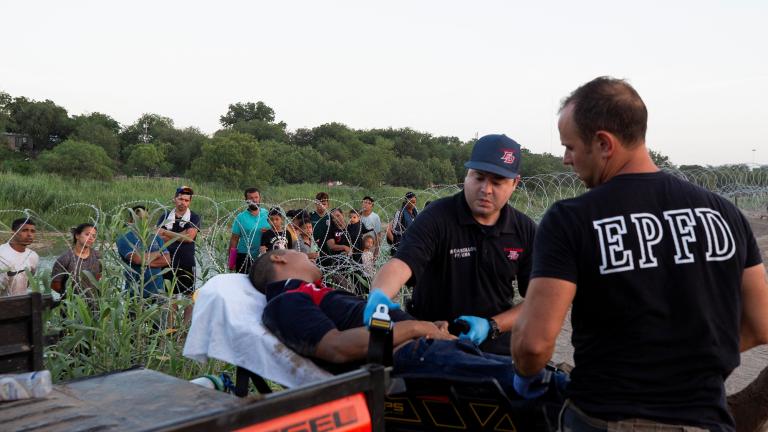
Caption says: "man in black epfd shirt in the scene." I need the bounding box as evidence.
[512,77,768,431]
[366,134,537,355]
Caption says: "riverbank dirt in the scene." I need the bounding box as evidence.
[551,213,768,395]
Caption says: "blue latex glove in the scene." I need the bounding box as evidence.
[513,367,556,400]
[363,289,400,327]
[455,315,490,345]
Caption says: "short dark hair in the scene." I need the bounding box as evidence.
[362,196,374,203]
[71,223,96,245]
[128,205,147,222]
[315,192,329,201]
[560,76,647,148]
[244,187,260,199]
[289,209,308,222]
[349,209,360,216]
[268,207,284,218]
[248,249,289,294]
[11,218,35,231]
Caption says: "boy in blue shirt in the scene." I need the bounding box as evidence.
[116,206,170,298]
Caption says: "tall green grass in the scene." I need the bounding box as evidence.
[28,214,229,383]
[0,172,432,230]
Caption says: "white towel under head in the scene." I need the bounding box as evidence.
[183,273,332,388]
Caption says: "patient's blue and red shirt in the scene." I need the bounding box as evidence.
[262,279,413,358]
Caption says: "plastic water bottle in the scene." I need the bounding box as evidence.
[189,374,224,391]
[0,370,53,401]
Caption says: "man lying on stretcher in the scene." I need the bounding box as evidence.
[249,249,567,399]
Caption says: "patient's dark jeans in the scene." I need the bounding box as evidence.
[392,338,516,395]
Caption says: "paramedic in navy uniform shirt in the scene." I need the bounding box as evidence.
[512,77,768,431]
[365,134,537,355]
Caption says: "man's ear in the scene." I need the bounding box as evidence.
[269,253,288,264]
[594,131,617,158]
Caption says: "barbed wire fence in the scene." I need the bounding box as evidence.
[3,167,768,300]
[188,167,768,298]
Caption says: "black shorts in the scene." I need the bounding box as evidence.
[163,266,195,295]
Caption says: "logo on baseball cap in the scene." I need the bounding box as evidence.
[464,134,522,178]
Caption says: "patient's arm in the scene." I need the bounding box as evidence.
[313,320,455,364]
[313,327,370,363]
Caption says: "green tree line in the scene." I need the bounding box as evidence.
[1,91,686,188]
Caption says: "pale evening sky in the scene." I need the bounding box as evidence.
[2,0,766,166]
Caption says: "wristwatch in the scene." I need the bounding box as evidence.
[488,318,500,340]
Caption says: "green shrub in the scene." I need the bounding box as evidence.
[38,139,115,180]
[189,131,274,188]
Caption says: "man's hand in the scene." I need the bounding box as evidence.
[394,321,456,344]
[149,251,171,268]
[364,288,400,327]
[414,321,456,340]
[433,321,450,333]
[156,228,172,241]
[456,315,489,345]
[512,366,570,399]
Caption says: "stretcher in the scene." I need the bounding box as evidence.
[0,291,386,431]
[183,274,567,431]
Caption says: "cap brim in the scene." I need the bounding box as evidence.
[464,161,519,178]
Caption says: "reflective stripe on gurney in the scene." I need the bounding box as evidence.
[236,393,371,432]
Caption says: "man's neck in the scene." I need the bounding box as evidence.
[472,211,501,227]
[361,209,372,216]
[274,274,315,284]
[175,208,187,217]
[8,242,26,253]
[602,143,659,183]
[249,207,260,216]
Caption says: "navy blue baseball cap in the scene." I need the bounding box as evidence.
[464,134,522,178]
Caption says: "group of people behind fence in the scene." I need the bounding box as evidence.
[0,185,423,303]
[226,188,422,294]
